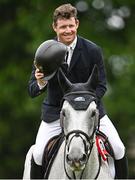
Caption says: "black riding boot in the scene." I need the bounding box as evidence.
[30,156,44,179]
[115,155,128,179]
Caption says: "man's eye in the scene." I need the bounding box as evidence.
[69,25,74,28]
[60,26,66,29]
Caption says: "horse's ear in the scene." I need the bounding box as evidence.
[58,67,73,93]
[85,65,99,91]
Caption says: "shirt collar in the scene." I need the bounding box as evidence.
[57,36,77,50]
[67,36,77,50]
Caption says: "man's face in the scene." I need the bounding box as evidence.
[53,17,79,45]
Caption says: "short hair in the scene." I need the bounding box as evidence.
[53,4,78,26]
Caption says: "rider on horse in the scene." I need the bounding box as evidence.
[27,3,128,179]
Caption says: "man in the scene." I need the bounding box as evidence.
[28,3,128,179]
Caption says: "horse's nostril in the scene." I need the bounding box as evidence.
[80,153,87,162]
[66,154,71,162]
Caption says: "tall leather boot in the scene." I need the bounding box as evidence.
[30,156,44,179]
[115,155,128,179]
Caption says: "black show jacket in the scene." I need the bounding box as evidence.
[28,36,107,123]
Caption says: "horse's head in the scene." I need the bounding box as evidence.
[58,65,99,172]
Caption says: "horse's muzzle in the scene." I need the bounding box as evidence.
[66,153,87,171]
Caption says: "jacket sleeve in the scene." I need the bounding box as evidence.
[28,64,47,98]
[93,46,107,99]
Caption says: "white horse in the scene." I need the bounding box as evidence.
[47,66,114,179]
[23,66,115,179]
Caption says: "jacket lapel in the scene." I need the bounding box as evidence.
[54,36,83,72]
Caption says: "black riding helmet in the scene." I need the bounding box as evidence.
[34,39,67,80]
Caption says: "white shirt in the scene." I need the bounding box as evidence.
[66,36,77,66]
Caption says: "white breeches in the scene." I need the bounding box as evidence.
[33,115,125,165]
[99,115,125,160]
[33,119,62,165]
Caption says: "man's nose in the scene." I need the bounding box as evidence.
[65,26,71,32]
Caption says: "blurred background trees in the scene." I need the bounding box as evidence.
[0,0,135,178]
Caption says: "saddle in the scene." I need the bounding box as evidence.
[42,131,114,179]
[42,133,64,179]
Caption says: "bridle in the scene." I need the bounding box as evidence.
[61,91,101,179]
[65,129,95,158]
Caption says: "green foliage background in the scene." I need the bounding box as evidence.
[0,0,135,178]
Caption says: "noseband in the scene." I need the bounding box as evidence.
[65,129,95,154]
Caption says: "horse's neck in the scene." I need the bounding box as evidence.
[84,140,113,179]
[88,141,99,167]
[83,141,100,179]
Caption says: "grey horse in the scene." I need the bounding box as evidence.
[48,66,114,179]
[23,66,114,179]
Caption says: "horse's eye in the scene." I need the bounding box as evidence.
[91,111,96,118]
[60,110,66,128]
[62,109,66,117]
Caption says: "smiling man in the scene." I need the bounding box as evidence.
[27,3,128,179]
[52,15,79,46]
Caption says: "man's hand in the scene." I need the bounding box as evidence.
[35,68,47,87]
[35,68,44,79]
